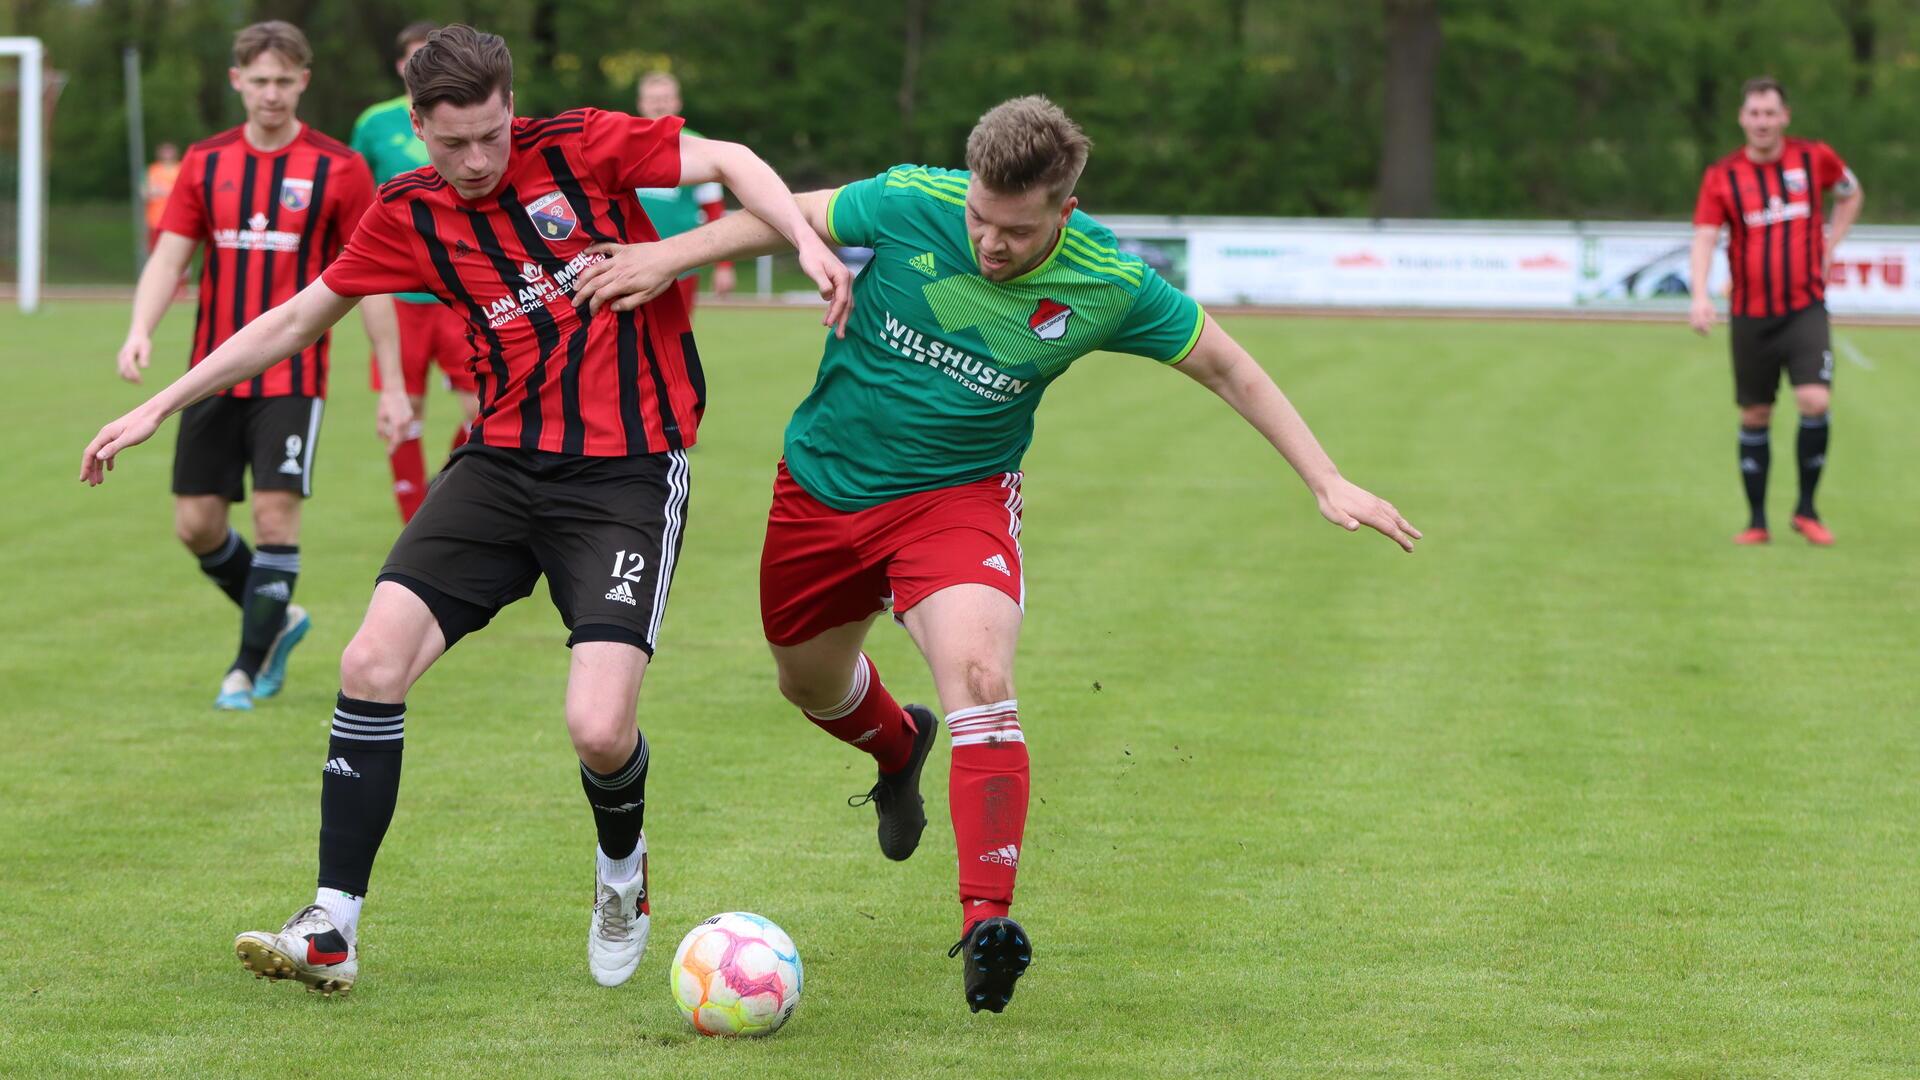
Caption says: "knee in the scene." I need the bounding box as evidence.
[956,656,1014,708]
[776,664,850,713]
[173,506,227,553]
[252,501,300,546]
[1794,388,1830,418]
[340,632,411,700]
[568,710,637,770]
[1739,404,1772,428]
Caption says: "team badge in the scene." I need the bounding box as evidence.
[279,177,314,212]
[1028,298,1071,341]
[526,191,578,241]
[1783,168,1808,195]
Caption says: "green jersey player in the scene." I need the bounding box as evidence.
[575,96,1420,1014]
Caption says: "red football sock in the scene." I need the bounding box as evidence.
[388,437,427,522]
[947,700,1028,933]
[802,653,915,773]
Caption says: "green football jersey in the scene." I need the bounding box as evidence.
[782,164,1205,510]
[349,95,435,304]
[635,126,721,281]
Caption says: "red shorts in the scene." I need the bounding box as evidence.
[760,460,1025,647]
[374,300,476,395]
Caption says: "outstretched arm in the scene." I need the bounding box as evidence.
[574,189,839,325]
[1176,316,1421,552]
[81,279,360,484]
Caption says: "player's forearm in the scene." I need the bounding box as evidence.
[126,246,190,340]
[1689,228,1718,298]
[359,294,405,392]
[137,286,352,421]
[703,142,831,258]
[1182,323,1341,494]
[1828,191,1864,251]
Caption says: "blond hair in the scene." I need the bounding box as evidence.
[233,21,312,69]
[965,96,1091,201]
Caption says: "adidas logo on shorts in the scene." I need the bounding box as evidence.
[982,554,1011,576]
[605,581,638,606]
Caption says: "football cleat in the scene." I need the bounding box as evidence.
[251,604,311,699]
[235,904,357,995]
[588,837,651,987]
[1732,527,1770,546]
[848,705,938,861]
[1791,515,1834,546]
[950,916,1031,1014]
[215,669,254,711]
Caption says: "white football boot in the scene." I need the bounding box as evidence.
[588,836,650,987]
[235,904,357,995]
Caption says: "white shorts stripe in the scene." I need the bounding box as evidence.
[647,449,690,648]
[300,398,323,498]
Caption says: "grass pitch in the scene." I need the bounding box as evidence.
[2,303,1917,1078]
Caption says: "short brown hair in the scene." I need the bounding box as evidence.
[404,24,513,113]
[396,21,439,55]
[1742,76,1788,106]
[233,21,311,69]
[965,96,1091,201]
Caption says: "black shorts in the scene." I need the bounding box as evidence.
[171,395,325,501]
[1730,304,1834,406]
[378,445,691,653]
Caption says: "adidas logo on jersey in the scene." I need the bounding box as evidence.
[605,581,638,606]
[253,580,292,602]
[323,757,360,778]
[982,553,1011,576]
[908,251,939,278]
[979,844,1020,867]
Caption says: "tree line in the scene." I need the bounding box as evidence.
[9,0,1920,222]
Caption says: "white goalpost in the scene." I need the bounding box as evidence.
[1,37,45,314]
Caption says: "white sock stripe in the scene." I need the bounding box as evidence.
[952,731,1027,747]
[330,728,405,742]
[331,718,406,736]
[583,743,650,789]
[205,530,242,562]
[332,711,403,727]
[949,720,1021,735]
[948,710,1020,727]
[806,654,873,722]
[647,449,689,647]
[252,552,302,571]
[944,700,1018,726]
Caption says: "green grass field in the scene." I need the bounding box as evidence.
[3,303,1917,1078]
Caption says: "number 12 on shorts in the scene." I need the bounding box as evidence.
[611,550,647,581]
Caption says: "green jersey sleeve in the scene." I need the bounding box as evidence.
[1103,269,1206,364]
[824,170,889,247]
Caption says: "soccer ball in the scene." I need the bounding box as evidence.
[670,912,803,1037]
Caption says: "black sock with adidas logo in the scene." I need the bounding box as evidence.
[196,529,253,606]
[233,544,299,679]
[581,733,648,861]
[318,694,405,897]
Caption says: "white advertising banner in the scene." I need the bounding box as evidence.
[1102,216,1920,317]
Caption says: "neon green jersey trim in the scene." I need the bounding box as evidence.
[1165,305,1208,365]
[883,177,966,207]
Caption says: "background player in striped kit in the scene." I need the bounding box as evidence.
[81,24,849,997]
[1688,76,1862,546]
[115,20,404,712]
[352,20,483,522]
[575,95,1419,1014]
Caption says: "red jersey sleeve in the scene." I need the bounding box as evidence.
[326,153,378,259]
[580,108,684,193]
[157,148,209,239]
[321,200,428,297]
[1692,168,1726,228]
[1813,142,1858,195]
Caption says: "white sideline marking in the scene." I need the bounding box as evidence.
[1834,334,1876,371]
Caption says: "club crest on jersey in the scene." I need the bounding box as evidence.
[526,191,578,241]
[1784,168,1808,195]
[279,177,313,212]
[1029,298,1071,341]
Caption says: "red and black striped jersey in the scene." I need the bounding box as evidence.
[322,108,702,457]
[160,124,375,398]
[1694,138,1856,319]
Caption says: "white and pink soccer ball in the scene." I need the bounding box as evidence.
[669,912,803,1037]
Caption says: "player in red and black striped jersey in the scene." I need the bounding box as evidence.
[81,24,850,996]
[114,21,405,713]
[1689,76,1863,546]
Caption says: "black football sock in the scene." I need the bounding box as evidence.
[196,529,253,607]
[317,694,405,897]
[580,732,649,862]
[233,544,299,679]
[1795,414,1829,519]
[1738,426,1770,530]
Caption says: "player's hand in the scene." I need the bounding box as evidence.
[116,335,152,383]
[713,263,737,298]
[575,242,679,316]
[79,405,162,486]
[1315,477,1421,553]
[796,239,853,338]
[376,387,416,452]
[1688,295,1716,336]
